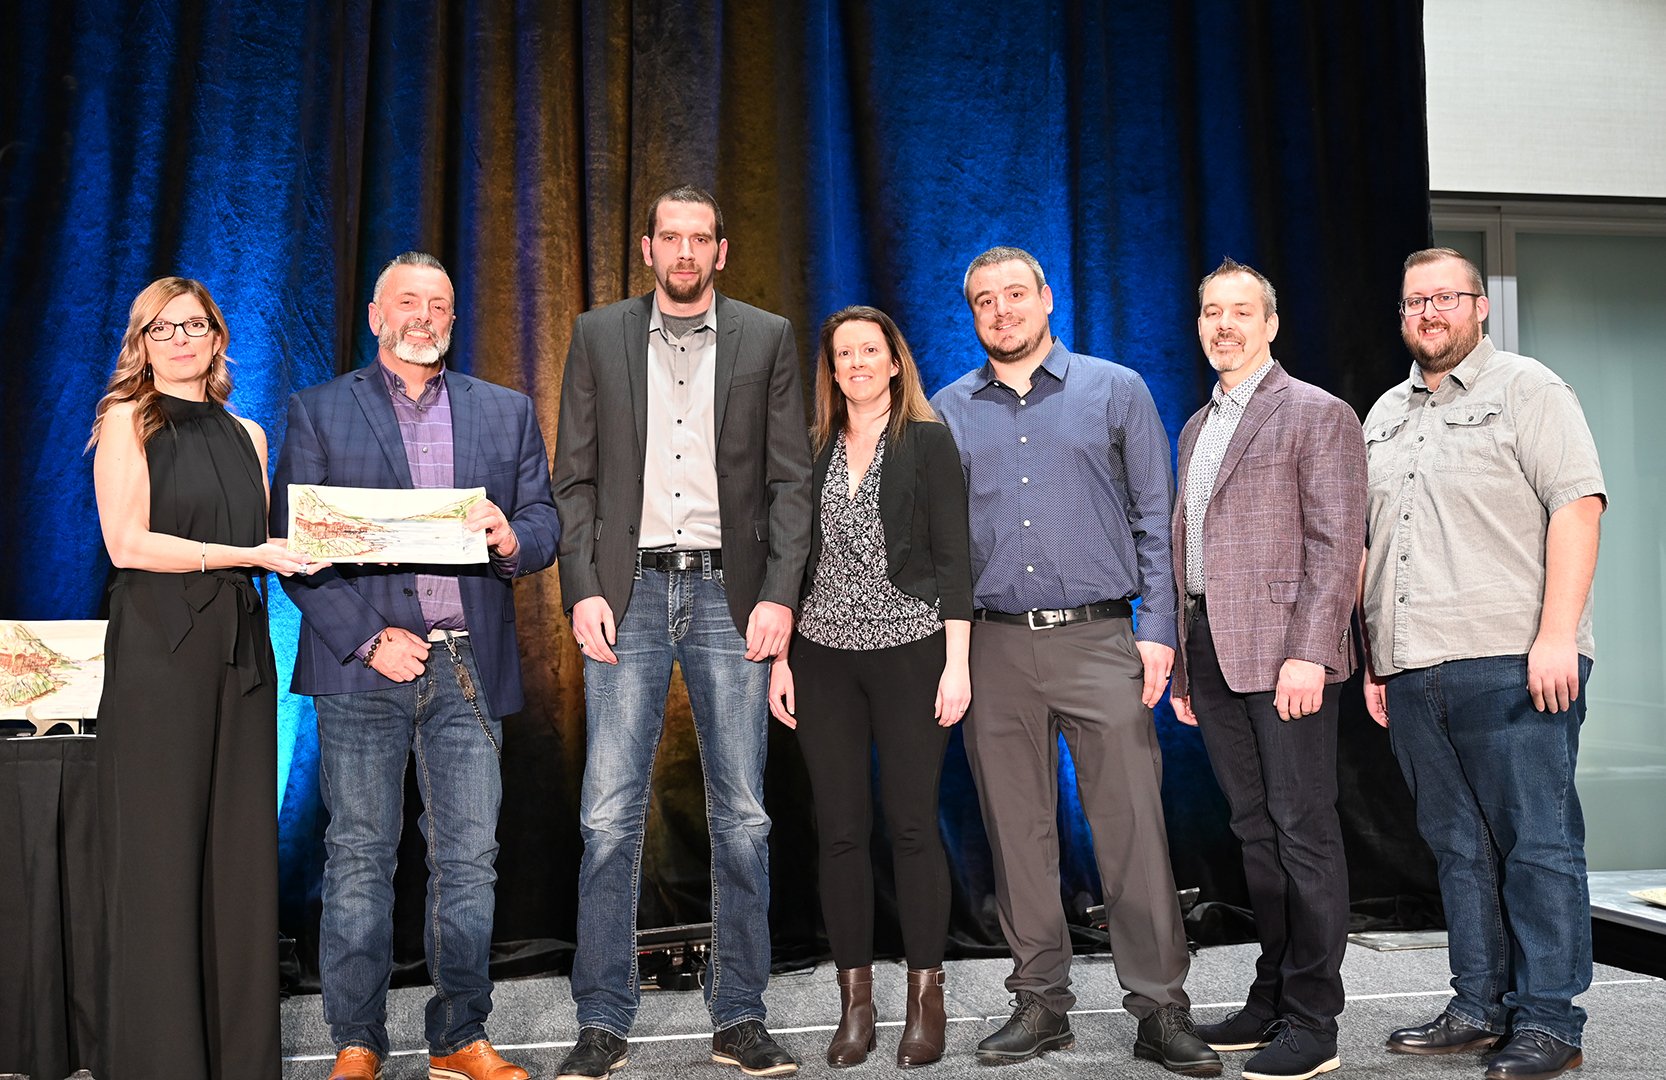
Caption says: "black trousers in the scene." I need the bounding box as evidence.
[1186,607,1348,1032]
[791,631,952,970]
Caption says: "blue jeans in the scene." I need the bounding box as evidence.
[571,567,772,1035]
[1385,654,1592,1047]
[315,635,504,1057]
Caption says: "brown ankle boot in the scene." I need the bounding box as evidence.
[827,964,877,1067]
[898,966,946,1067]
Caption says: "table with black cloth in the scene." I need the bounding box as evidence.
[0,735,103,1080]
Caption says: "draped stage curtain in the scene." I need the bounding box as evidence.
[0,0,1439,984]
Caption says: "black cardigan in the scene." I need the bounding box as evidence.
[801,418,973,622]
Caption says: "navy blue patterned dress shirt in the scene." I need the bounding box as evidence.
[930,339,1178,648]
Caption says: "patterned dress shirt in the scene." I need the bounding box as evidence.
[1183,359,1274,596]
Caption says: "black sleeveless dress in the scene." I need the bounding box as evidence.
[96,394,280,1080]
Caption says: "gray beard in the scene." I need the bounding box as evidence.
[381,324,450,366]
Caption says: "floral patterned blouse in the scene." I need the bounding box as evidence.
[797,430,942,651]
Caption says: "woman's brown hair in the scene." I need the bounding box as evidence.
[812,305,938,455]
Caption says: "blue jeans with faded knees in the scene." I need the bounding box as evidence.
[570,566,772,1035]
[1385,654,1592,1047]
[315,635,504,1057]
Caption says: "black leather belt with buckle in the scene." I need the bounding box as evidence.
[973,599,1133,629]
[638,548,723,572]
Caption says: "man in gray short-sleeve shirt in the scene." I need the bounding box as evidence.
[1361,248,1605,1080]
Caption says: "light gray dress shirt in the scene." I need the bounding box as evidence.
[640,303,723,550]
[1184,359,1274,596]
[1361,337,1606,676]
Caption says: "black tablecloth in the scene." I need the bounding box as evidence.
[0,735,103,1080]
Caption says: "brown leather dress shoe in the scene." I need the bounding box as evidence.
[329,1046,383,1080]
[429,1039,531,1080]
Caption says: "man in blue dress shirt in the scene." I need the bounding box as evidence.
[931,247,1218,1076]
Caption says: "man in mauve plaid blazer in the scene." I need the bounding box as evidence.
[1168,259,1367,1080]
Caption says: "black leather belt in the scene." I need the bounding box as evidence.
[973,599,1132,630]
[638,548,722,572]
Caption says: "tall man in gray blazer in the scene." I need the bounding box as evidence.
[1170,259,1366,1080]
[552,186,813,1080]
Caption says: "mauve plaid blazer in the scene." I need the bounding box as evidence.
[1171,362,1367,697]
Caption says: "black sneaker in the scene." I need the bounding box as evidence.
[975,991,1074,1065]
[556,1027,629,1080]
[1133,1004,1223,1076]
[1241,1020,1340,1080]
[1195,1008,1280,1051]
[711,1019,799,1077]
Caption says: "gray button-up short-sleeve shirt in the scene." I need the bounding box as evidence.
[1360,337,1606,676]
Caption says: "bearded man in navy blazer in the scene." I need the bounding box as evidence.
[271,251,558,1080]
[551,186,812,1080]
[1170,258,1366,1080]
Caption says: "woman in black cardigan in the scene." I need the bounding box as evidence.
[768,305,972,1069]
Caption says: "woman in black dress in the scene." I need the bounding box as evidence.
[768,306,972,1069]
[88,278,316,1080]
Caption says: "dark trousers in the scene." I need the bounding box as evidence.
[792,631,952,970]
[964,615,1190,1018]
[1186,607,1347,1033]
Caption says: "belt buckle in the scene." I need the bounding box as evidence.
[1026,608,1056,631]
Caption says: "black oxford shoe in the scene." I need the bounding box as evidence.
[1484,1029,1583,1080]
[975,991,1074,1065]
[556,1027,628,1080]
[1385,1011,1501,1055]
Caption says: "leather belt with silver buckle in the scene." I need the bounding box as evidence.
[973,599,1133,630]
[638,548,723,573]
[427,628,470,643]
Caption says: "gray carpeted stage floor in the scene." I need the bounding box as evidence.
[280,944,1663,1079]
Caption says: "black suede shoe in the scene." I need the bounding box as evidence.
[1385,1011,1502,1055]
[556,1027,629,1080]
[974,991,1074,1065]
[1241,1020,1340,1080]
[1484,1030,1583,1080]
[711,1020,799,1077]
[1133,1004,1223,1077]
[1195,1008,1280,1051]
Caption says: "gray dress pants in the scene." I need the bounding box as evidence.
[964,615,1191,1018]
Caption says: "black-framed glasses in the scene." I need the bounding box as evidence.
[1398,291,1482,317]
[144,317,216,341]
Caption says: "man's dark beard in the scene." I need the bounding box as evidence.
[1403,317,1480,375]
[985,327,1048,365]
[660,265,710,305]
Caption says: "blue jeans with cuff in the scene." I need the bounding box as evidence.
[1385,653,1592,1047]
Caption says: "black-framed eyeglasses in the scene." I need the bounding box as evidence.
[144,317,216,341]
[1397,291,1482,317]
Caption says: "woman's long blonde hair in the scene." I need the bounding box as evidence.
[86,277,233,450]
[812,306,938,455]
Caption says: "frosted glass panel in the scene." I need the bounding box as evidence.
[1516,231,1666,871]
[1433,228,1486,276]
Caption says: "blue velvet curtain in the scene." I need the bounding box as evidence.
[0,0,1436,979]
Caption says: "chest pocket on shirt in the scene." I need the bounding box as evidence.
[1364,416,1410,483]
[1436,401,1505,475]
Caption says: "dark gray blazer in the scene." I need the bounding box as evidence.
[802,419,973,622]
[553,291,813,634]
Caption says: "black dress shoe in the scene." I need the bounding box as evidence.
[1484,1030,1583,1080]
[711,1019,799,1077]
[1385,1011,1502,1055]
[557,1027,629,1079]
[1195,1008,1280,1051]
[1134,1004,1223,1077]
[975,991,1074,1065]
